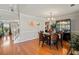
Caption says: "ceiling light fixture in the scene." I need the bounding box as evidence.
[47,12,56,25]
[9,4,14,12]
[48,12,54,21]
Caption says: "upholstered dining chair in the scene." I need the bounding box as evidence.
[51,33,59,49]
[38,31,46,47]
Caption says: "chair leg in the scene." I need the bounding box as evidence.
[55,41,58,50]
[56,44,58,50]
[48,39,51,49]
[61,40,63,48]
[39,40,40,45]
[49,42,51,49]
[42,41,44,47]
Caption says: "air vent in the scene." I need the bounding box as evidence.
[70,4,75,7]
[11,8,14,12]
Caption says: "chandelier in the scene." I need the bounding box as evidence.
[47,12,56,25]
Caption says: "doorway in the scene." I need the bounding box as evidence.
[0,21,19,47]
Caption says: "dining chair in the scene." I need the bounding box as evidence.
[51,33,59,50]
[44,34,51,48]
[38,31,46,47]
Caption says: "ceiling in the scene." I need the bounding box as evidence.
[0,4,18,20]
[0,4,79,19]
[19,4,79,17]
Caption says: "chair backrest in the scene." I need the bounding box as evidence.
[38,31,44,41]
[51,33,59,40]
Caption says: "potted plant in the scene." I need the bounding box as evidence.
[51,23,56,29]
[70,33,79,54]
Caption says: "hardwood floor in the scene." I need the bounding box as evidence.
[0,36,70,55]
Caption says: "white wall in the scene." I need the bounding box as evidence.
[14,11,79,43]
[14,13,45,43]
[55,12,79,32]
